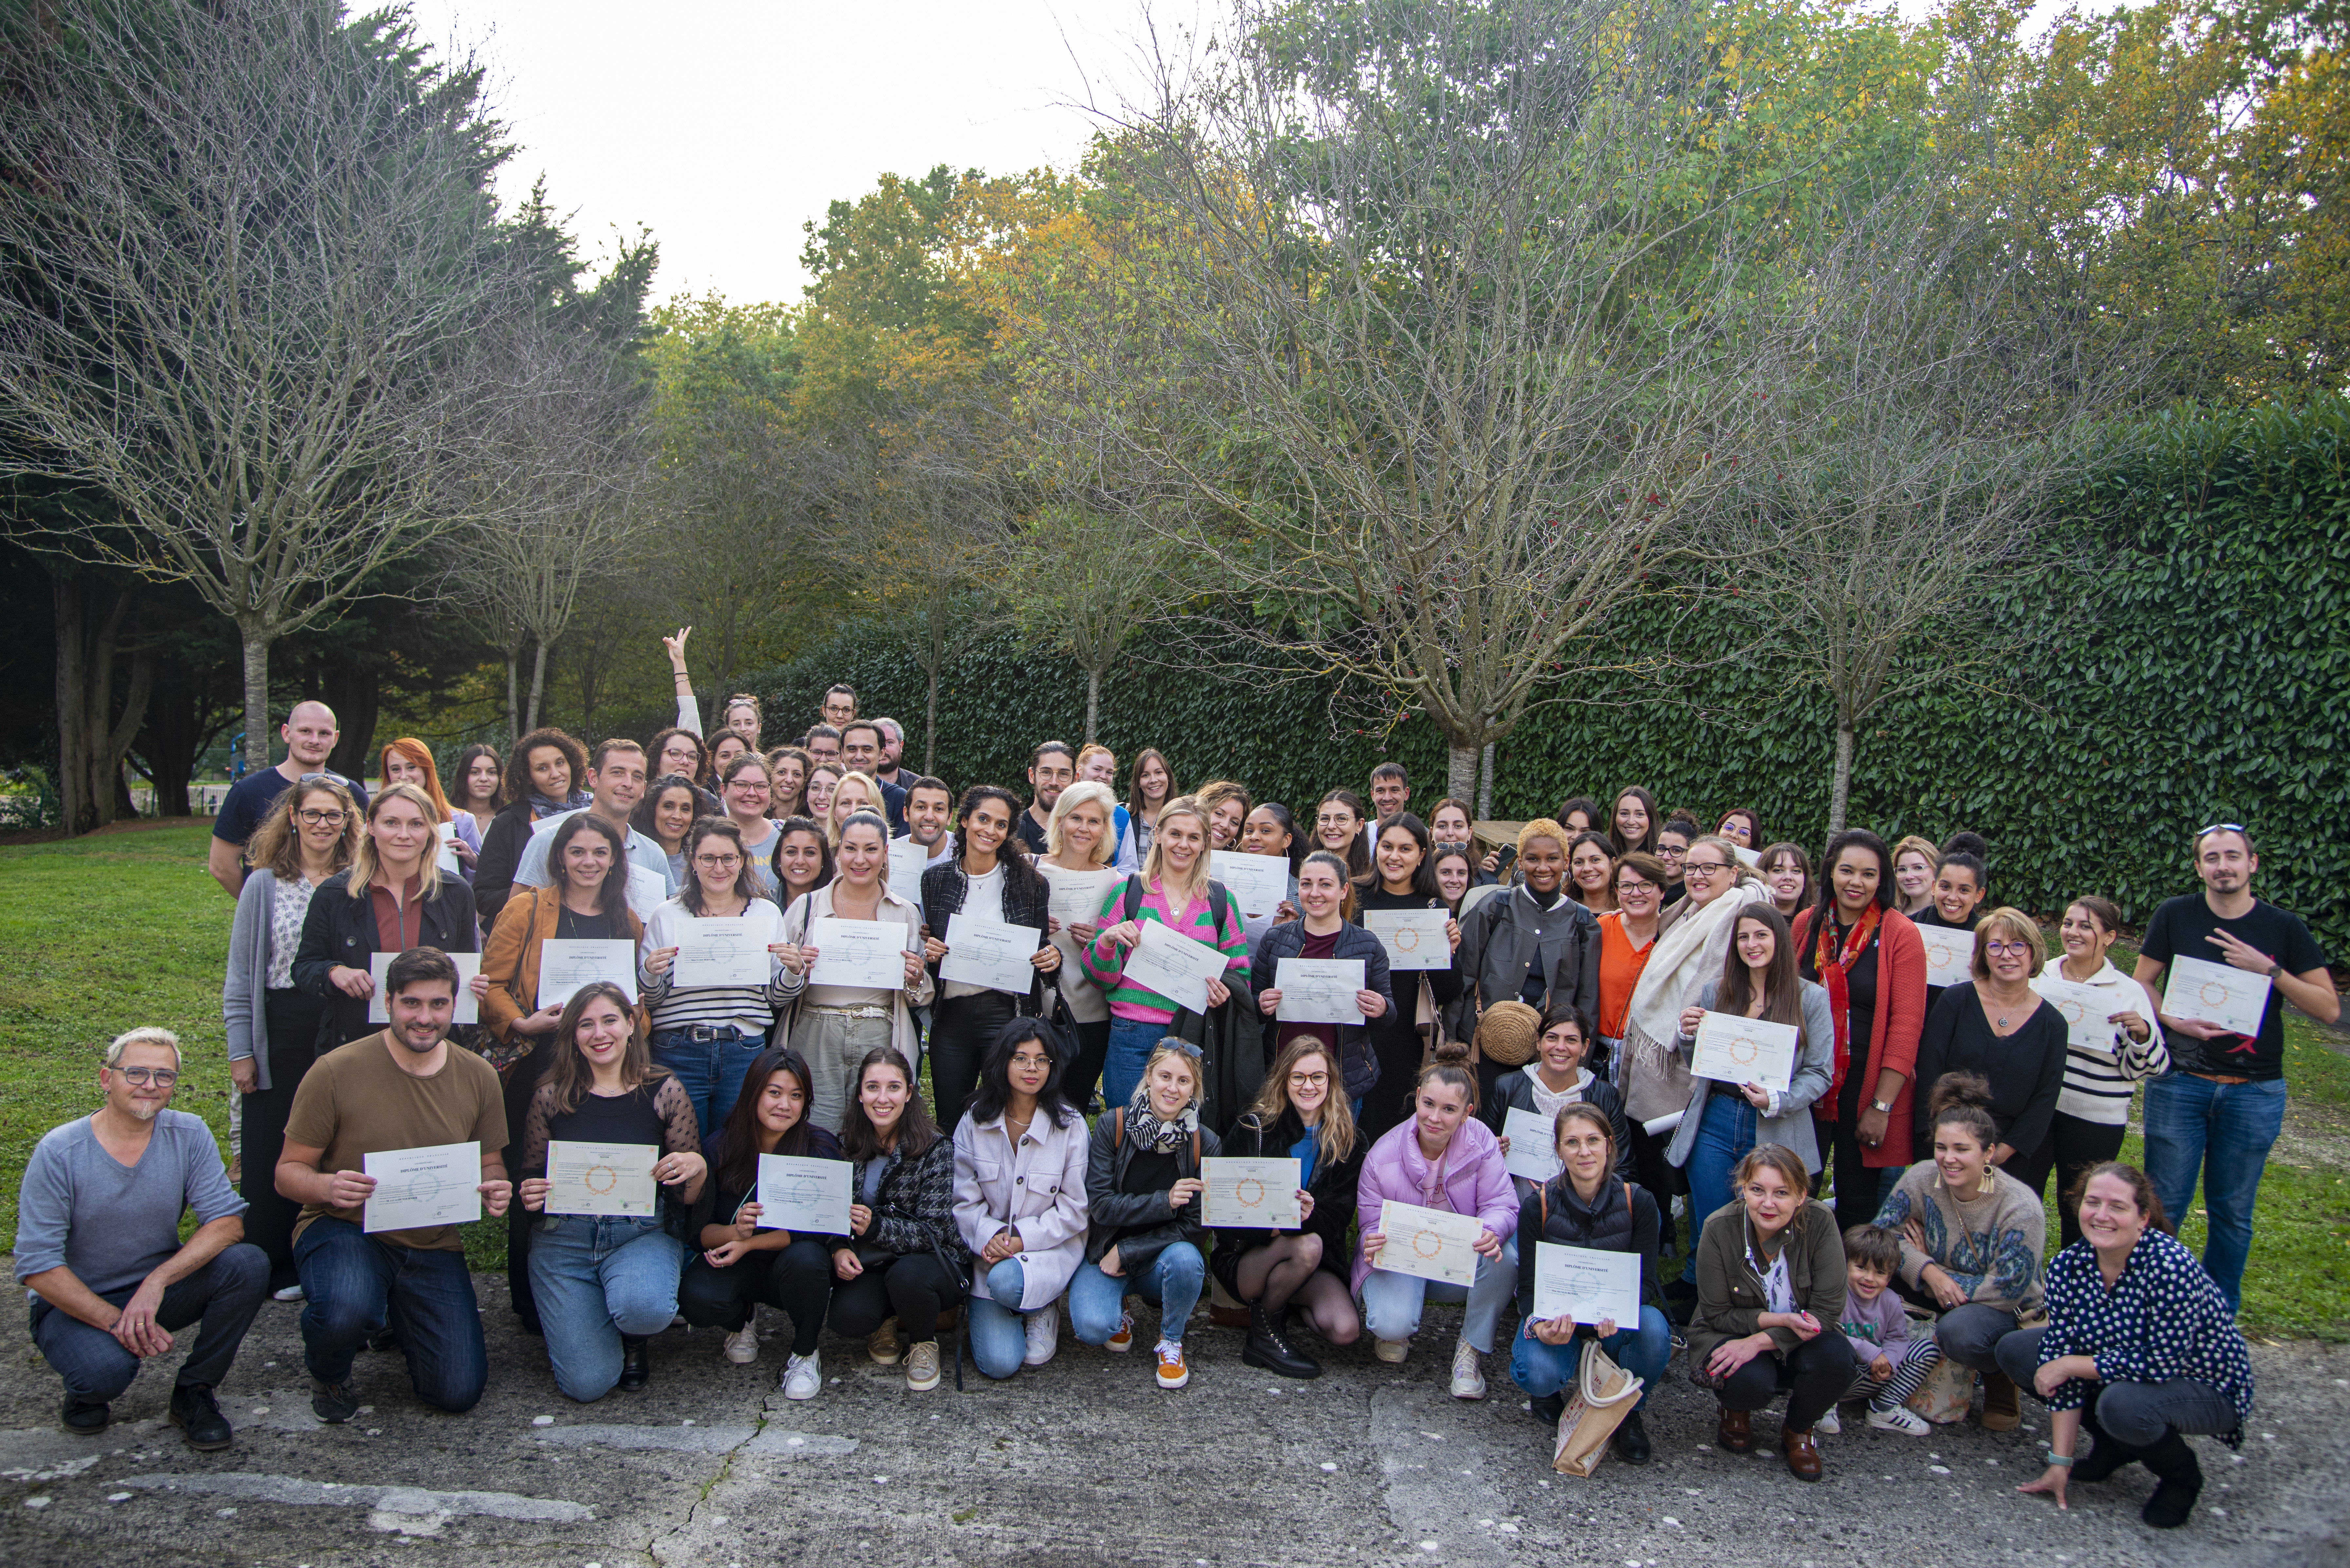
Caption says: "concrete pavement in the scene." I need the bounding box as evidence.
[1,1276,2343,1566]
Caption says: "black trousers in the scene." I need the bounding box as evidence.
[2002,1124,2058,1212]
[502,1036,560,1328]
[1714,1329,1857,1432]
[1360,1013,1427,1143]
[826,1253,964,1347]
[929,991,1018,1136]
[2048,1112,2128,1250]
[242,989,325,1290]
[1625,1121,1684,1257]
[1063,1018,1112,1111]
[679,1238,835,1356]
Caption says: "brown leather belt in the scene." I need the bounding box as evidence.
[2187,1071,2253,1086]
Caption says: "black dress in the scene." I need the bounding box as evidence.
[1353,886,1464,1140]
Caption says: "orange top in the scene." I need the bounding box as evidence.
[1595,910,1655,1039]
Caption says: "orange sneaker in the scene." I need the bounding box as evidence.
[1105,1312,1134,1353]
[1154,1342,1190,1390]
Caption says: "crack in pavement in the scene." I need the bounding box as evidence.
[106,1470,594,1529]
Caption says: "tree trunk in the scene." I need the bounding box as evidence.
[50,571,90,833]
[1477,741,1496,819]
[526,641,549,733]
[322,664,381,783]
[1447,742,1479,805]
[1829,721,1855,835]
[47,573,149,833]
[504,648,521,744]
[923,665,939,775]
[240,622,272,775]
[1085,666,1101,745]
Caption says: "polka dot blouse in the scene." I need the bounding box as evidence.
[2034,1227,2253,1444]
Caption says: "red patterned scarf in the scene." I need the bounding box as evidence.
[1812,904,1883,1116]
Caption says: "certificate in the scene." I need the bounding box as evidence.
[2162,954,2270,1037]
[1733,844,1762,869]
[1502,1105,1562,1183]
[2031,974,2123,1052]
[368,950,479,1024]
[939,913,1043,996]
[1362,908,1451,971]
[1274,958,1365,1024]
[756,1153,852,1235]
[435,821,463,875]
[1210,851,1290,919]
[1689,1010,1800,1095]
[671,915,770,988]
[536,939,640,1010]
[806,916,906,990]
[1919,925,1974,988]
[624,864,669,922]
[362,1141,480,1233]
[888,836,933,896]
[1375,1200,1482,1287]
[544,1140,657,1217]
[1046,868,1119,931]
[1200,1157,1302,1229]
[1531,1241,1641,1328]
[1120,919,1229,1013]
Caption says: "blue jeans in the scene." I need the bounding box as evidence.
[1071,1241,1205,1349]
[652,1027,766,1142]
[528,1215,685,1402]
[1682,1092,1757,1282]
[1511,1304,1672,1410]
[1358,1241,1515,1355]
[1102,1016,1176,1110]
[967,1258,1037,1381]
[2142,1073,2286,1312]
[31,1244,269,1403]
[294,1219,487,1411]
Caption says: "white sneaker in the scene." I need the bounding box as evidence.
[271,1284,305,1304]
[782,1351,821,1401]
[1373,1337,1409,1364]
[1868,1405,1931,1436]
[722,1323,759,1365]
[1816,1407,1841,1435]
[1450,1340,1486,1400]
[1023,1307,1060,1368]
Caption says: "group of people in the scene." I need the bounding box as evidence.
[15,652,2332,1535]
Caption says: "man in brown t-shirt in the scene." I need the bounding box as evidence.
[277,947,509,1423]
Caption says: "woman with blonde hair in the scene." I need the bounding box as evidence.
[378,737,480,880]
[1891,835,1940,919]
[827,770,884,847]
[1081,795,1250,1107]
[291,781,480,1052]
[1196,778,1252,851]
[1040,779,1123,1109]
[224,777,362,1296]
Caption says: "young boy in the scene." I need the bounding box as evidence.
[1830,1223,1938,1435]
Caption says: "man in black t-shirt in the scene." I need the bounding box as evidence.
[206,701,368,897]
[2133,825,2338,1311]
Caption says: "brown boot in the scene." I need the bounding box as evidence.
[1981,1371,2022,1432]
[1716,1407,1753,1452]
[1781,1424,1823,1482]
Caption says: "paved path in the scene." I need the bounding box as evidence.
[1,1277,2343,1566]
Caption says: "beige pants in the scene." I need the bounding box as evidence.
[791,1011,896,1136]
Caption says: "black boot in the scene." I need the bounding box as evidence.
[1240,1301,1321,1380]
[2138,1431,2204,1529]
[2071,1408,2139,1484]
[1530,1391,1567,1426]
[1611,1407,1652,1465]
[169,1384,234,1452]
[618,1335,651,1392]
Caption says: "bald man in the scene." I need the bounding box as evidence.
[208,701,369,896]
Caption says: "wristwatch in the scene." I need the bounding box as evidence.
[2267,959,2283,978]
[2044,1450,2074,1468]
[1870,1099,1893,1114]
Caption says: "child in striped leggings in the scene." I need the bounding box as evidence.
[1829,1224,1938,1436]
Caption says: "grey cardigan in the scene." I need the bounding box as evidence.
[222,869,294,1092]
[1663,975,1836,1174]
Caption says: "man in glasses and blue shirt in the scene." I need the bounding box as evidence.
[2134,823,2338,1312]
[14,1028,268,1447]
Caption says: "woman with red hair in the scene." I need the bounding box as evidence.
[379,737,481,883]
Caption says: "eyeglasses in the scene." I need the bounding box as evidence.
[1314,814,1355,828]
[297,808,347,826]
[1287,1070,1330,1088]
[1982,940,2033,958]
[112,1066,179,1087]
[1684,860,1731,877]
[1655,844,1686,858]
[694,854,743,869]
[1616,878,1658,895]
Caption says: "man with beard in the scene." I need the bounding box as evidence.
[276,947,511,1421]
[1015,740,1076,857]
[2134,825,2337,1312]
[15,1028,265,1447]
[873,717,908,791]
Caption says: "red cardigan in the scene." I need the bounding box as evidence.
[1791,905,1926,1168]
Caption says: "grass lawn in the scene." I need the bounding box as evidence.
[4,822,2346,1330]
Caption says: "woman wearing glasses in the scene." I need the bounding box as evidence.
[1311,789,1374,881]
[1652,819,1694,908]
[639,819,797,1141]
[1908,909,2069,1199]
[223,778,361,1297]
[716,755,785,903]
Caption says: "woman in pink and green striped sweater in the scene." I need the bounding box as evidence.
[1081,795,1252,1106]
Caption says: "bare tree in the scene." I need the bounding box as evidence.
[990,500,1184,743]
[1022,0,1766,799]
[1719,176,2147,831]
[0,0,517,770]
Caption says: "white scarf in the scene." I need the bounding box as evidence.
[1622,880,1768,1050]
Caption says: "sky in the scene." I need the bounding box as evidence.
[402,0,2078,309]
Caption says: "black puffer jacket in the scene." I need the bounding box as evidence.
[472,801,538,924]
[1513,1172,1662,1326]
[1207,1108,1366,1298]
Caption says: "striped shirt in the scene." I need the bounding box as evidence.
[2035,959,2169,1126]
[1079,875,1249,1023]
[638,896,793,1037]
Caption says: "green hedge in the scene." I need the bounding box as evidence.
[747,399,2350,953]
